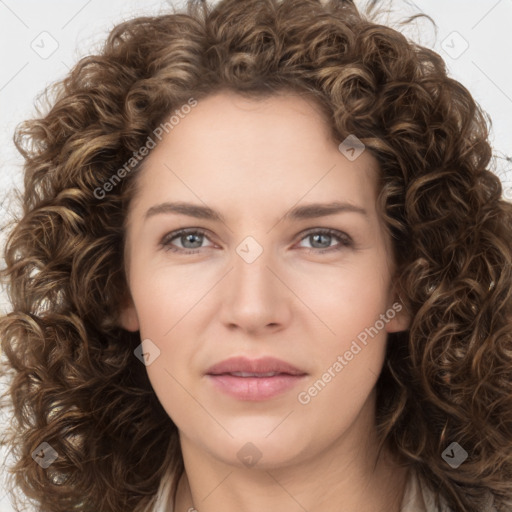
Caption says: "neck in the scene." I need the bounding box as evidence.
[175,454,408,512]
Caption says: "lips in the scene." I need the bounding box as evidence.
[205,356,307,401]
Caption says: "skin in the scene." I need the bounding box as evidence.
[120,90,411,512]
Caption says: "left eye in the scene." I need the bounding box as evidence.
[297,229,353,251]
[160,228,353,254]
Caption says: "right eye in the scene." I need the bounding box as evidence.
[160,228,214,254]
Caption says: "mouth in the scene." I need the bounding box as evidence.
[205,356,308,401]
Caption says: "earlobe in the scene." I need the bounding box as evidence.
[385,299,411,334]
[118,294,140,332]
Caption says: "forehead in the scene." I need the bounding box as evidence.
[129,91,381,222]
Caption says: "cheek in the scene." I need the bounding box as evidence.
[131,260,206,334]
[292,261,392,395]
[292,261,391,343]
[128,263,210,402]
[138,321,199,431]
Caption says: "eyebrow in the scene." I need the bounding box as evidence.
[144,200,368,223]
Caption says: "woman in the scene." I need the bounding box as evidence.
[1,0,511,511]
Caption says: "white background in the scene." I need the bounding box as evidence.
[0,1,511,510]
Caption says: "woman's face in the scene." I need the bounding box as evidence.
[120,91,409,469]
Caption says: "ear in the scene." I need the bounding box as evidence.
[118,292,140,332]
[384,296,411,334]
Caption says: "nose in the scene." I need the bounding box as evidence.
[218,242,292,336]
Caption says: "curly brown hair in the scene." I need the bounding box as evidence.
[1,0,511,511]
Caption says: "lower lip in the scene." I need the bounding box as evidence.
[207,374,306,401]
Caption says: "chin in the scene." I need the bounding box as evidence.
[206,424,312,469]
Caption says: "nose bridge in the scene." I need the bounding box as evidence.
[232,233,275,297]
[218,233,287,331]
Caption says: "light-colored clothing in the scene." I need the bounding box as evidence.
[400,470,498,512]
[150,465,496,512]
[400,470,451,512]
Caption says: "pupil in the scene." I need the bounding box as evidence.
[184,234,202,248]
[312,234,330,248]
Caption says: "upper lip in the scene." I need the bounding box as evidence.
[205,356,307,376]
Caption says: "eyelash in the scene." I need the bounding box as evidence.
[159,228,354,255]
